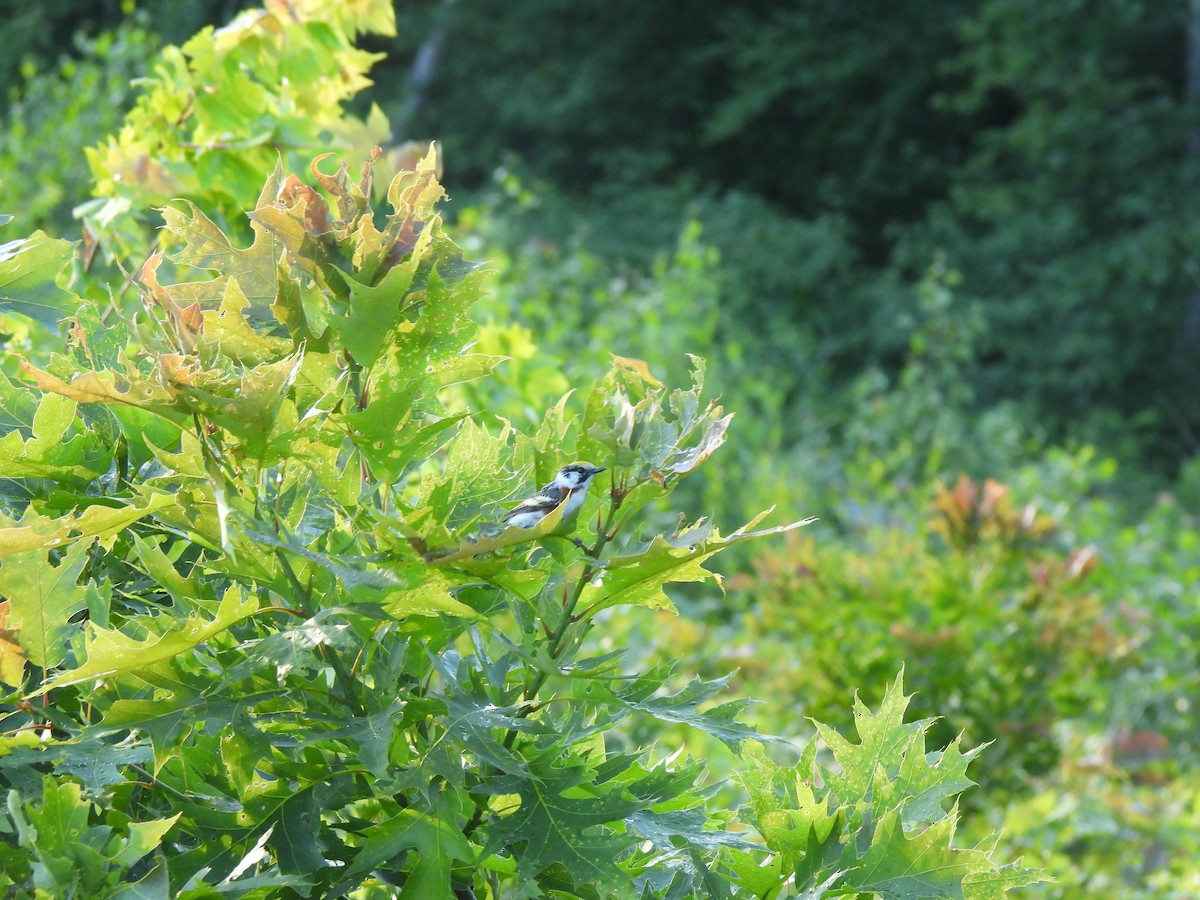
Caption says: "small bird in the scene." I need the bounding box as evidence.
[503,462,606,529]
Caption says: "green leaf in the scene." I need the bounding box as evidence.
[0,600,26,686]
[96,696,222,762]
[721,845,785,898]
[814,670,981,832]
[229,617,356,687]
[272,791,327,876]
[389,262,489,391]
[199,277,296,366]
[335,805,472,899]
[111,814,181,868]
[178,348,305,461]
[735,742,836,863]
[580,510,816,614]
[0,393,111,483]
[37,585,258,694]
[481,746,642,891]
[237,520,400,593]
[161,194,280,314]
[0,537,91,668]
[611,667,762,750]
[336,241,425,367]
[735,675,1044,899]
[405,417,523,551]
[963,859,1045,900]
[580,533,719,614]
[54,739,153,795]
[853,807,984,898]
[0,369,39,434]
[376,568,481,619]
[430,650,547,776]
[352,411,465,485]
[0,231,79,331]
[110,861,171,900]
[0,489,179,557]
[130,533,203,608]
[19,778,93,891]
[19,358,182,415]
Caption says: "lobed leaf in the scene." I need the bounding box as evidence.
[36,585,258,694]
[581,510,816,614]
[0,538,91,669]
[0,489,178,557]
[0,393,111,483]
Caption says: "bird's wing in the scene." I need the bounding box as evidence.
[503,489,564,520]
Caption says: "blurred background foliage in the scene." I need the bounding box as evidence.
[2,0,1199,896]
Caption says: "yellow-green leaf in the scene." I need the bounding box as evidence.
[36,585,258,694]
[0,490,179,557]
[0,538,91,669]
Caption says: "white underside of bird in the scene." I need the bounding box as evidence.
[503,462,605,529]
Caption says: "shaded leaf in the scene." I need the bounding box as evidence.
[481,746,642,890]
[335,805,472,899]
[55,739,154,795]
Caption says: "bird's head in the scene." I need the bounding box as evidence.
[554,462,606,490]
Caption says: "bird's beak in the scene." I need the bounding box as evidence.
[593,466,607,473]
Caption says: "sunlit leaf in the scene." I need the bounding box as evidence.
[0,537,91,668]
[0,489,178,557]
[19,359,181,414]
[36,585,258,694]
[0,393,110,483]
[0,232,79,331]
[161,195,280,312]
[0,600,26,686]
[580,511,815,614]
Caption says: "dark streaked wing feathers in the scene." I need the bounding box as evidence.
[503,485,565,522]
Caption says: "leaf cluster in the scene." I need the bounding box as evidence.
[0,143,782,896]
[80,0,397,265]
[0,3,1040,896]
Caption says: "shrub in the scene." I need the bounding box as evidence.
[0,2,1039,895]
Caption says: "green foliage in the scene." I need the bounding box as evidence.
[728,675,1042,899]
[389,0,1198,473]
[0,777,179,898]
[80,0,397,265]
[0,1,1114,895]
[615,441,1200,896]
[0,232,81,331]
[666,470,1118,796]
[0,138,1039,895]
[894,0,1195,461]
[0,20,159,236]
